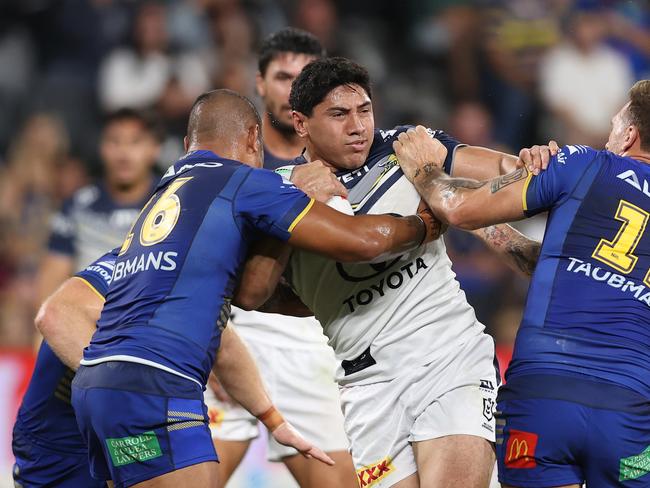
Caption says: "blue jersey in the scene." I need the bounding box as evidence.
[263,145,293,171]
[510,145,650,398]
[83,150,313,386]
[14,251,115,452]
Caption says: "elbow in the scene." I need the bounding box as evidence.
[445,206,482,231]
[35,302,61,340]
[233,287,271,311]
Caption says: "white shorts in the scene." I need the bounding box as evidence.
[339,333,498,487]
[205,338,350,462]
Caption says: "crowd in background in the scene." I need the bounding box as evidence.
[0,0,648,354]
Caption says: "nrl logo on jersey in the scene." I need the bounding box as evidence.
[617,169,650,198]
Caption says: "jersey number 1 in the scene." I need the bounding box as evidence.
[592,199,650,285]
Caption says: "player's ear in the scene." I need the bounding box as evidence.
[247,124,261,153]
[623,125,639,153]
[183,136,189,152]
[255,72,265,98]
[293,111,308,138]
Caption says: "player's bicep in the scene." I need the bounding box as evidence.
[288,202,370,262]
[452,146,518,180]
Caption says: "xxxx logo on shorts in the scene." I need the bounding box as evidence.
[505,429,538,469]
[619,445,650,482]
[105,431,162,467]
[357,456,394,487]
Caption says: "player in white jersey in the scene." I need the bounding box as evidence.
[282,57,541,487]
[204,29,357,488]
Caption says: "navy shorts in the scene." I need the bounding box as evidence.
[72,362,217,488]
[496,375,650,487]
[12,426,104,488]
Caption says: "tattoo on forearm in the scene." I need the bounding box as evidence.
[413,162,441,180]
[490,167,529,193]
[476,224,540,276]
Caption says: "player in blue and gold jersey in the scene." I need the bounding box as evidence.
[13,250,116,488]
[395,79,650,487]
[72,89,438,488]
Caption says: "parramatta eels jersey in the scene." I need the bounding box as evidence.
[48,180,155,270]
[232,146,327,349]
[288,126,488,385]
[14,251,116,452]
[509,145,650,399]
[81,150,313,387]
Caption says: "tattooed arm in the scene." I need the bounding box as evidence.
[394,126,530,230]
[471,224,540,276]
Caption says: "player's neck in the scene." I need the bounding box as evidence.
[622,149,650,164]
[263,114,304,160]
[106,176,152,205]
[302,147,338,173]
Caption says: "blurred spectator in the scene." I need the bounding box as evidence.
[449,100,500,148]
[540,5,634,147]
[35,109,160,313]
[0,114,85,347]
[606,0,650,80]
[482,0,561,149]
[99,2,211,113]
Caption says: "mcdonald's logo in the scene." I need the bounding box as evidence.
[505,429,538,469]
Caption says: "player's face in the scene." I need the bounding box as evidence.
[101,119,158,188]
[299,84,374,170]
[257,52,318,133]
[606,103,631,155]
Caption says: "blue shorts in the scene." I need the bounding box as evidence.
[496,374,650,487]
[12,425,104,488]
[71,361,217,488]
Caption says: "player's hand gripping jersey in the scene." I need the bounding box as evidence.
[288,127,486,385]
[81,150,313,387]
[509,145,650,396]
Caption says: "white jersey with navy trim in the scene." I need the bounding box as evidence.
[288,127,486,385]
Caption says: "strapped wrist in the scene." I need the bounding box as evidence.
[257,406,285,432]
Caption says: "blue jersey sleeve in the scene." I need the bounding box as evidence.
[524,145,599,216]
[47,199,75,256]
[235,168,314,241]
[74,248,117,298]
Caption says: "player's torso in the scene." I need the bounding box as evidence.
[87,152,252,385]
[289,128,484,385]
[66,184,152,269]
[515,150,650,395]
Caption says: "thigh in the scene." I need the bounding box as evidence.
[211,438,251,487]
[283,450,357,488]
[495,398,586,488]
[130,461,218,488]
[339,380,416,488]
[585,406,650,487]
[413,434,495,488]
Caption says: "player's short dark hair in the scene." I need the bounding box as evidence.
[258,27,325,76]
[628,80,650,152]
[289,57,372,116]
[103,108,163,141]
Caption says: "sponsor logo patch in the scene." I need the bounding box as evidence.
[505,430,538,469]
[357,457,394,487]
[105,431,163,467]
[620,445,650,482]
